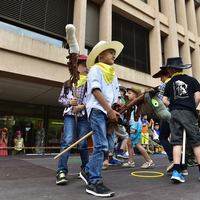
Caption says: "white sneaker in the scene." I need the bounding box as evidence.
[181,170,188,176]
[125,151,129,156]
[166,160,174,173]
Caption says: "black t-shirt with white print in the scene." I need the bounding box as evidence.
[163,75,200,118]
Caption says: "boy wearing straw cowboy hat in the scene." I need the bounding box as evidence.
[80,40,124,197]
[162,57,200,183]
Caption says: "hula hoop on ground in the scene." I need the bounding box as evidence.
[131,171,164,178]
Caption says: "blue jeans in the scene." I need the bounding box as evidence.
[159,121,173,161]
[57,115,90,174]
[115,138,122,155]
[85,108,115,184]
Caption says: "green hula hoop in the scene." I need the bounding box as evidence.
[131,171,164,178]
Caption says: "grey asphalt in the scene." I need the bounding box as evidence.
[0,153,199,200]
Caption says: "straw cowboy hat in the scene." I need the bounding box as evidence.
[160,57,192,69]
[86,40,124,68]
[126,86,141,95]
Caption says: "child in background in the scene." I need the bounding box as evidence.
[14,131,25,155]
[140,112,154,154]
[152,122,163,154]
[114,84,129,160]
[122,87,155,169]
[0,127,8,155]
[80,40,123,197]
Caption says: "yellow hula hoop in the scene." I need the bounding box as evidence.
[131,171,164,178]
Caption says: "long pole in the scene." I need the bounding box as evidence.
[54,131,93,160]
[141,135,162,148]
[182,129,186,164]
[0,146,94,149]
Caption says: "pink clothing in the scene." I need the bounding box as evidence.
[0,137,8,155]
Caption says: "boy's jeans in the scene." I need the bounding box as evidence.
[85,108,115,184]
[57,115,90,174]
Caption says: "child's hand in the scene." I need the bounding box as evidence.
[130,129,135,134]
[73,105,84,113]
[107,110,120,123]
[70,97,78,106]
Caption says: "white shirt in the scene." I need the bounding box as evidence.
[153,130,159,140]
[86,65,119,118]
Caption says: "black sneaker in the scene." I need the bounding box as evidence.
[187,159,194,167]
[77,172,81,179]
[86,180,115,197]
[192,159,198,166]
[80,167,89,185]
[56,171,68,185]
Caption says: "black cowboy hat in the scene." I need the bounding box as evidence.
[152,67,169,78]
[160,57,192,69]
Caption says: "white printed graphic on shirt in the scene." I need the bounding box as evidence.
[63,87,73,115]
[173,80,189,100]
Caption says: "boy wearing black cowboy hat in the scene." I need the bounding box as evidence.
[162,57,200,183]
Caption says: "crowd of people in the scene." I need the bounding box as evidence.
[0,120,45,155]
[55,38,200,198]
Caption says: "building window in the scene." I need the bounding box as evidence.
[0,0,74,41]
[195,0,200,5]
[161,37,165,65]
[174,0,178,22]
[141,0,148,3]
[112,13,150,74]
[0,21,63,47]
[85,0,100,48]
[84,46,92,56]
[158,0,161,12]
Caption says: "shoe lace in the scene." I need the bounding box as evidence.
[96,180,109,190]
[58,171,65,178]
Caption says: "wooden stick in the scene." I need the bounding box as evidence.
[54,131,93,160]
[141,135,162,148]
[0,146,94,149]
[182,129,186,164]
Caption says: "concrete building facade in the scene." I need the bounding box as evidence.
[0,0,200,149]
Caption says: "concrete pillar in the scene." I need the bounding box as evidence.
[148,0,162,76]
[175,0,192,75]
[160,0,179,59]
[99,0,112,41]
[196,6,200,37]
[73,0,87,53]
[185,0,200,79]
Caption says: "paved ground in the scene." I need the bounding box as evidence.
[0,153,199,200]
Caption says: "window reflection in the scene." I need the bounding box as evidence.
[0,21,63,47]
